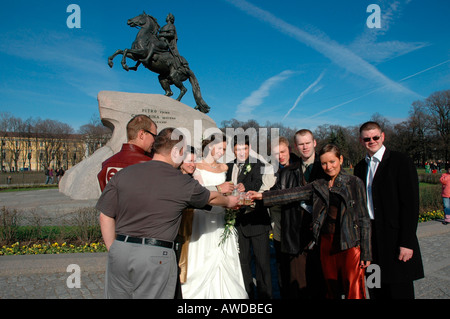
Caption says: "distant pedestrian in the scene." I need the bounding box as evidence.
[56,167,65,183]
[440,167,450,225]
[44,167,53,184]
[44,167,50,184]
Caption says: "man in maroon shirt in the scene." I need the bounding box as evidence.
[97,114,157,192]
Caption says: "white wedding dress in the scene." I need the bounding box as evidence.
[181,168,248,299]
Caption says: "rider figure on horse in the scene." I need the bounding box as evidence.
[108,11,210,113]
[142,13,185,71]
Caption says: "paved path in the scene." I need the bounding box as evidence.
[0,253,106,299]
[0,189,449,299]
[414,221,450,299]
[0,221,448,299]
[0,188,97,225]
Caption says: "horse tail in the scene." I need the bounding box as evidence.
[188,70,210,113]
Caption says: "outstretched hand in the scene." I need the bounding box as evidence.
[226,195,241,209]
[218,182,234,195]
[247,191,262,201]
[236,183,245,192]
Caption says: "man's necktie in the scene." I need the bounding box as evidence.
[304,164,312,182]
[366,157,375,219]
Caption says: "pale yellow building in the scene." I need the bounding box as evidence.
[1,132,88,172]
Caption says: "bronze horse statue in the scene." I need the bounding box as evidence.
[108,12,210,113]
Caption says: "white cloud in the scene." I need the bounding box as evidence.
[225,0,420,96]
[350,39,429,63]
[282,71,325,120]
[306,59,450,119]
[350,0,429,63]
[236,70,294,118]
[0,30,119,98]
[398,59,450,82]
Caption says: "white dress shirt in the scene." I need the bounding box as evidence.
[365,145,386,219]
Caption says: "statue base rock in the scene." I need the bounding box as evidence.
[59,91,217,200]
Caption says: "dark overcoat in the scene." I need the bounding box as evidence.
[226,158,270,236]
[354,148,424,283]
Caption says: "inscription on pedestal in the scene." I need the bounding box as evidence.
[133,108,177,125]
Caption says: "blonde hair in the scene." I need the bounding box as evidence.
[294,129,314,139]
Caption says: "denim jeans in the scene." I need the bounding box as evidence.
[443,197,450,220]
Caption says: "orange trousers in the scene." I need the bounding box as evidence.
[320,233,366,299]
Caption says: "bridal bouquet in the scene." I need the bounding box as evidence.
[219,208,238,246]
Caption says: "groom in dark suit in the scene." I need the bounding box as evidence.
[226,135,272,299]
[354,121,424,299]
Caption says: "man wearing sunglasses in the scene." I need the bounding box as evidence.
[354,121,424,299]
[97,114,157,192]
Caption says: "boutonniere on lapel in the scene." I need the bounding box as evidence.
[243,163,252,175]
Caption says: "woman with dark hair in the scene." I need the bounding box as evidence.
[249,144,372,299]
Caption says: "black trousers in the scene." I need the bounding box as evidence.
[238,229,272,299]
[369,281,415,299]
[369,221,416,299]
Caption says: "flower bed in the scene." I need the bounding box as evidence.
[418,209,444,223]
[0,241,107,256]
[0,210,445,256]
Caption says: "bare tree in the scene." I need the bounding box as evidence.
[18,118,35,171]
[408,101,433,165]
[423,90,450,161]
[34,118,74,170]
[0,112,12,171]
[313,124,363,166]
[78,115,112,156]
[0,115,25,171]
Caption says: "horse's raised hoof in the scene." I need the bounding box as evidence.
[195,105,210,113]
[122,64,130,72]
[108,61,114,68]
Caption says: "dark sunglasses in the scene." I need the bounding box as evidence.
[362,136,381,142]
[143,129,157,138]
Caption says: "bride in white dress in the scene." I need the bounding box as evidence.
[181,136,248,299]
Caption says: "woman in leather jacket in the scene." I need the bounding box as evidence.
[249,144,372,299]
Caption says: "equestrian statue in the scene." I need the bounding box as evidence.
[108,12,210,113]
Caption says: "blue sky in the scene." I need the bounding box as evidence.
[0,0,449,132]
